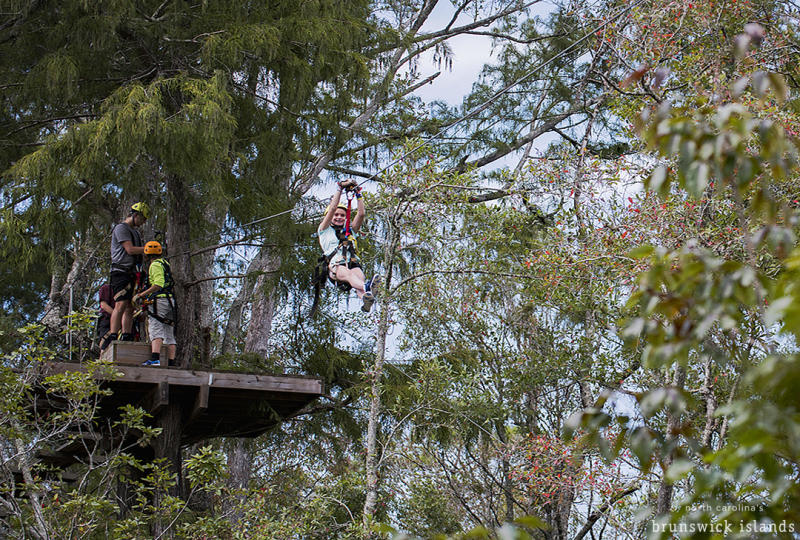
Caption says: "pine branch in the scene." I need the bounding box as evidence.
[0,0,42,45]
[6,114,98,137]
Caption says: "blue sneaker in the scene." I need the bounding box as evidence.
[142,359,160,366]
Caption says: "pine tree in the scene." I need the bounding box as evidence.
[0,0,373,359]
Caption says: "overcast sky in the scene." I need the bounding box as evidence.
[413,1,557,105]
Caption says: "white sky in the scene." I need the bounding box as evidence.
[413,0,557,105]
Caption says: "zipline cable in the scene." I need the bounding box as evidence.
[351,0,645,187]
[175,0,644,256]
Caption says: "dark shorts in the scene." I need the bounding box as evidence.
[110,270,136,302]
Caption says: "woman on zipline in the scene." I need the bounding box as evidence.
[317,179,378,312]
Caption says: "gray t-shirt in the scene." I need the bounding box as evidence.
[110,222,142,271]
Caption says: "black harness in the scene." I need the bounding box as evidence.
[145,259,178,327]
[310,226,359,316]
[331,226,359,269]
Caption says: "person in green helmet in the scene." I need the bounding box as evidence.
[100,202,149,353]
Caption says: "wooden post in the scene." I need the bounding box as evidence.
[152,402,184,538]
[140,382,169,415]
[189,385,209,424]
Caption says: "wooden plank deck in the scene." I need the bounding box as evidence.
[40,362,324,445]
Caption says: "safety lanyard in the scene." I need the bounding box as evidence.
[344,189,355,238]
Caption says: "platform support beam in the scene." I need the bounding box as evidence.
[140,382,169,415]
[189,384,209,424]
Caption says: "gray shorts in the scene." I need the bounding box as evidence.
[148,298,176,345]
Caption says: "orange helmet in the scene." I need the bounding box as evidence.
[144,241,162,255]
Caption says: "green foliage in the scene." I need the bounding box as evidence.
[395,479,465,537]
[570,26,800,538]
[0,0,375,340]
[185,445,227,494]
[0,323,251,537]
[5,1,800,538]
[228,467,374,539]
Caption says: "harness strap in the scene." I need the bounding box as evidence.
[148,296,177,326]
[146,259,175,297]
[111,263,134,273]
[344,190,354,237]
[145,259,178,327]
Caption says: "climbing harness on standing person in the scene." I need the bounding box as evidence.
[133,241,179,366]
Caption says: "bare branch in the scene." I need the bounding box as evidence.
[6,114,98,137]
[572,484,640,540]
[324,165,384,183]
[464,29,565,44]
[393,269,535,292]
[453,106,580,173]
[187,239,276,258]
[184,271,277,288]
[413,1,536,43]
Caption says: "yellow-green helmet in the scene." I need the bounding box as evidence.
[131,202,150,219]
[325,202,348,216]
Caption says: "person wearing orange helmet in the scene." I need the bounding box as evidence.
[133,240,177,367]
[101,202,149,352]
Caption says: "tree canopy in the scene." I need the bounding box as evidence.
[2,0,800,538]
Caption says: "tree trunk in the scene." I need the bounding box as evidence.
[194,203,228,366]
[12,419,50,540]
[220,268,255,354]
[218,248,280,522]
[41,267,65,332]
[656,366,686,515]
[363,223,400,527]
[223,438,253,523]
[166,174,199,369]
[701,357,718,449]
[41,240,100,336]
[152,403,184,538]
[243,249,280,358]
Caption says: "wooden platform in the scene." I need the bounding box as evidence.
[40,362,324,445]
[101,340,168,366]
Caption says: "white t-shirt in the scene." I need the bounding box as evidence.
[318,226,357,263]
[318,226,340,257]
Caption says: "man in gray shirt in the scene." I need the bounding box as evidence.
[100,202,149,352]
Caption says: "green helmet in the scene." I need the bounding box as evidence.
[131,202,150,219]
